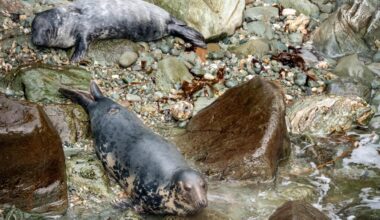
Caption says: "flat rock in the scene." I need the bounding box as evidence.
[0,95,67,215]
[5,65,91,104]
[150,0,245,40]
[287,95,374,135]
[85,39,140,66]
[156,57,193,92]
[43,104,90,144]
[269,201,329,220]
[246,21,274,40]
[279,0,320,18]
[334,54,375,86]
[326,77,372,103]
[175,78,290,181]
[229,39,271,58]
[244,6,279,21]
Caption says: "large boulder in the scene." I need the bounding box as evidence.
[312,0,379,58]
[175,77,290,181]
[150,0,245,40]
[287,95,374,135]
[269,201,329,220]
[0,95,67,215]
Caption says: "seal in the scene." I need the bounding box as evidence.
[59,82,208,215]
[31,0,207,62]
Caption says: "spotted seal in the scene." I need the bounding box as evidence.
[32,0,206,62]
[59,82,207,215]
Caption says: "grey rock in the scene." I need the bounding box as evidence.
[335,54,375,86]
[156,57,193,92]
[288,32,303,45]
[294,72,307,86]
[126,94,142,102]
[193,97,217,116]
[119,51,138,68]
[86,39,140,66]
[244,6,279,21]
[4,65,91,104]
[373,51,380,62]
[229,39,271,58]
[326,77,372,103]
[279,0,320,18]
[246,21,274,40]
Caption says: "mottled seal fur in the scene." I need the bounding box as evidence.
[32,0,206,62]
[59,82,207,215]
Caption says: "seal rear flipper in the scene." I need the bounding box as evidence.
[59,88,94,111]
[168,18,206,49]
[90,81,104,100]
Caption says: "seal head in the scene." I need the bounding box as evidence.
[168,169,207,214]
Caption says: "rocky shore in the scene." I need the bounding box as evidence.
[0,0,379,219]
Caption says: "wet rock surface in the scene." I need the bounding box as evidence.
[175,78,290,181]
[268,200,329,220]
[1,0,380,219]
[287,95,374,135]
[0,95,67,215]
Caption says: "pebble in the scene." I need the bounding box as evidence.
[119,51,138,68]
[204,73,216,80]
[126,94,142,102]
[170,101,193,121]
[282,8,297,16]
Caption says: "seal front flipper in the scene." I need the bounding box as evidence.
[59,87,94,112]
[168,17,206,49]
[70,35,89,63]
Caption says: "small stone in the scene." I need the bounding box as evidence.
[294,72,307,86]
[289,32,303,44]
[282,8,297,16]
[126,94,142,102]
[171,101,194,121]
[119,51,138,68]
[204,73,215,80]
[225,80,238,88]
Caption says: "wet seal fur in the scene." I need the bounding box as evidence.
[59,82,208,215]
[32,0,206,62]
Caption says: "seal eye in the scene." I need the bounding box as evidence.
[184,184,192,192]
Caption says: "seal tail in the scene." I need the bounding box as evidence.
[59,88,94,112]
[168,18,206,48]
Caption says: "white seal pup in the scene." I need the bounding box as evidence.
[32,0,206,62]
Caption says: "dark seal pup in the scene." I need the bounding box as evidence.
[59,82,207,215]
[32,0,206,62]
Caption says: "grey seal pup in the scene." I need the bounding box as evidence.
[32,0,206,62]
[59,82,208,215]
